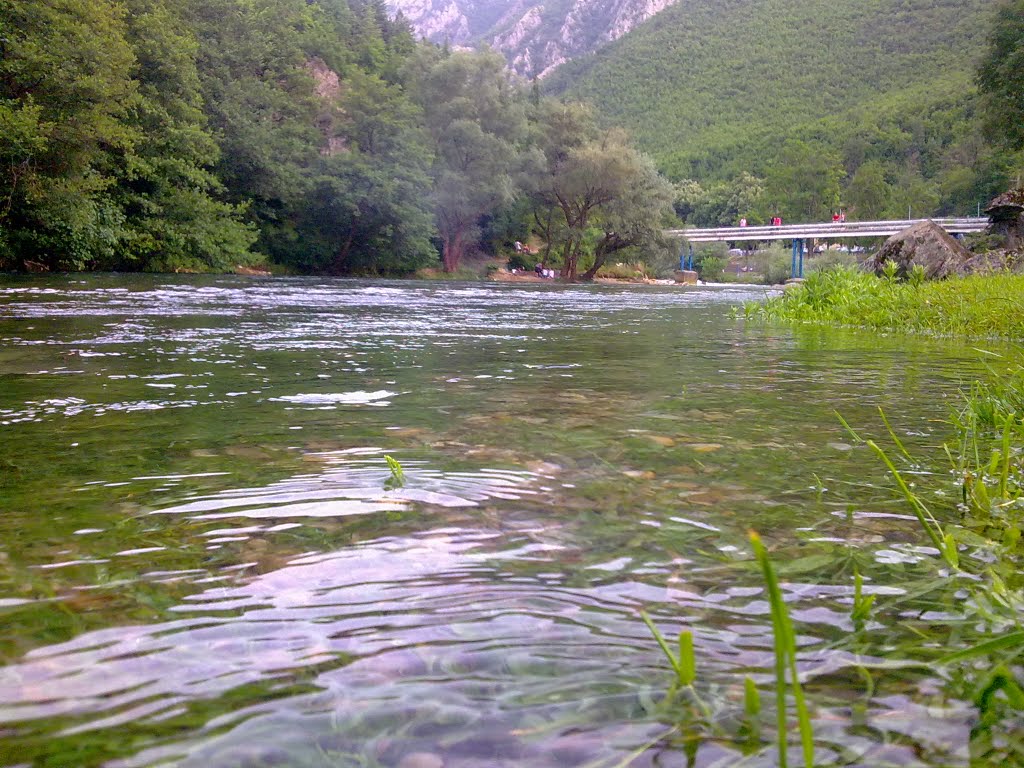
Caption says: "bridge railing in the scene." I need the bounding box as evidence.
[666,217,989,242]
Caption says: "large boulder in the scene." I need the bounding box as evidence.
[869,220,974,279]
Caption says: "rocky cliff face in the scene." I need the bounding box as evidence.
[386,0,678,77]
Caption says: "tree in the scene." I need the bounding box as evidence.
[185,0,322,240]
[537,126,674,281]
[887,168,941,219]
[844,160,893,219]
[410,48,529,272]
[292,71,436,274]
[675,173,766,227]
[115,0,256,271]
[578,151,676,281]
[0,0,137,269]
[978,0,1024,153]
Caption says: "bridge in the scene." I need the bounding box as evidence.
[667,217,989,277]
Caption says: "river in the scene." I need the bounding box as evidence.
[0,276,1002,767]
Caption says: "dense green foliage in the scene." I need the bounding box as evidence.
[744,266,1024,338]
[548,0,1022,225]
[0,0,672,276]
[978,0,1024,153]
[0,0,416,272]
[527,102,677,279]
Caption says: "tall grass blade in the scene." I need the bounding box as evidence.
[941,631,1024,663]
[851,568,875,625]
[678,630,696,687]
[744,676,761,718]
[750,531,815,768]
[641,611,684,683]
[878,407,911,460]
[834,410,864,443]
[999,416,1013,501]
[867,439,953,565]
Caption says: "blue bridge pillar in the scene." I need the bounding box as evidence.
[680,244,694,272]
[790,239,805,279]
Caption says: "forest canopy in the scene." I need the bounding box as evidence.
[0,0,673,277]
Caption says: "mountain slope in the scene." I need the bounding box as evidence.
[386,0,677,76]
[546,0,998,186]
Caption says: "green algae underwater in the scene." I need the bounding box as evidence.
[0,274,1020,767]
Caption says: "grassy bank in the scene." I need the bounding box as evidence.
[743,267,1024,339]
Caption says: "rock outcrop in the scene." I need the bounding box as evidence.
[985,188,1024,250]
[869,220,975,279]
[386,0,678,77]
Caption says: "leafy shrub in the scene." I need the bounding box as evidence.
[698,255,726,281]
[748,245,793,284]
[508,252,534,271]
[598,261,651,279]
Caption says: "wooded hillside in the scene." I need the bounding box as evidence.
[548,0,1020,223]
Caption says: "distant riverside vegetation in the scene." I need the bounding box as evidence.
[1,0,1021,277]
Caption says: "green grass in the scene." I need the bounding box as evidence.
[744,267,1024,339]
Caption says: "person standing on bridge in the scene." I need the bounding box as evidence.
[739,217,747,227]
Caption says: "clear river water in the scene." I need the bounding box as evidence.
[0,276,1007,767]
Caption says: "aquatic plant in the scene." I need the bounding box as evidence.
[642,536,817,767]
[640,612,697,689]
[750,531,815,768]
[867,435,959,569]
[848,361,1024,762]
[384,455,405,487]
[850,567,875,628]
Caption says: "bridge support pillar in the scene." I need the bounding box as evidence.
[790,239,806,279]
[679,244,695,272]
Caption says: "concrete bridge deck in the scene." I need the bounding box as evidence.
[667,217,988,243]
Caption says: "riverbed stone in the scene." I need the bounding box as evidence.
[870,220,974,279]
[397,752,444,768]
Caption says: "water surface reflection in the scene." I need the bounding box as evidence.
[0,277,995,766]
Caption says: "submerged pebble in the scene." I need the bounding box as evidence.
[397,752,444,768]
